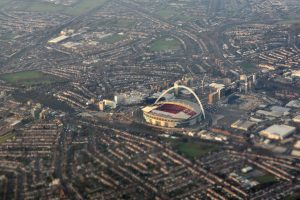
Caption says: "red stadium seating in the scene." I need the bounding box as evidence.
[156,104,196,116]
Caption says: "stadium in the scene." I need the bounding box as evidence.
[142,85,205,128]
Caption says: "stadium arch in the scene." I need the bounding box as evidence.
[155,85,206,119]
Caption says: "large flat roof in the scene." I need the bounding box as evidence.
[256,110,282,117]
[270,106,290,113]
[286,100,300,108]
[260,124,296,138]
[293,115,300,123]
[209,83,225,90]
[231,120,256,131]
[48,35,69,43]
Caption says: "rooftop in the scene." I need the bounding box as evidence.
[270,106,290,114]
[256,110,282,118]
[286,99,300,108]
[293,115,300,123]
[294,140,300,149]
[260,124,296,138]
[209,83,225,90]
[231,120,256,131]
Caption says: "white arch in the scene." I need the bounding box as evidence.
[201,74,207,92]
[155,85,206,119]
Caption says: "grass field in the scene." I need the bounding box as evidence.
[284,194,300,200]
[255,174,278,184]
[101,34,126,44]
[65,0,107,16]
[174,14,194,22]
[277,18,300,25]
[241,62,257,73]
[150,37,181,52]
[0,133,14,145]
[156,8,177,19]
[160,136,178,144]
[176,141,218,158]
[0,70,65,86]
[0,0,11,6]
[26,2,64,13]
[111,19,135,28]
[0,31,16,40]
[6,0,107,16]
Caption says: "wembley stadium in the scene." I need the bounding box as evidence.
[142,85,205,128]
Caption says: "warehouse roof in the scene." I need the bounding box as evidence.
[260,124,296,139]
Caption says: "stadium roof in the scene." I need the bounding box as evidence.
[142,105,158,113]
[151,109,192,120]
[143,100,201,120]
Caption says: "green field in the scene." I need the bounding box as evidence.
[0,133,14,144]
[156,8,177,19]
[0,71,65,86]
[155,7,195,21]
[176,141,218,158]
[0,0,11,6]
[174,14,194,22]
[284,194,300,200]
[0,31,17,40]
[277,19,300,25]
[110,19,135,28]
[255,174,278,184]
[241,62,257,73]
[5,0,107,16]
[65,0,107,15]
[150,37,181,51]
[101,34,126,44]
[160,136,178,144]
[26,2,64,13]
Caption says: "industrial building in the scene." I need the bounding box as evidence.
[98,99,117,111]
[292,140,300,157]
[260,124,296,140]
[231,120,256,131]
[293,115,300,123]
[286,99,300,108]
[48,35,69,44]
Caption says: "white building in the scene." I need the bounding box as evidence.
[260,124,296,140]
[292,115,300,123]
[286,99,300,108]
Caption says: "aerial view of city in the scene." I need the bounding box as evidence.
[0,0,300,199]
